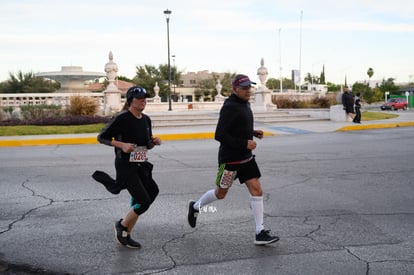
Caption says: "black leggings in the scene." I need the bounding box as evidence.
[115,160,159,215]
[354,107,361,122]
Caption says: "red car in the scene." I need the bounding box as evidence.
[380,98,408,111]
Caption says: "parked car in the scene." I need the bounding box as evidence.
[380,98,408,111]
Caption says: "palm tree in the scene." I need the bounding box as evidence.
[367,67,374,87]
[1,71,60,93]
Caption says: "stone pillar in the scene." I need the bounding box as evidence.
[214,79,225,102]
[103,51,121,115]
[253,58,275,111]
[153,82,161,103]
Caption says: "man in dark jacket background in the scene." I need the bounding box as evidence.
[342,86,356,121]
[187,74,279,245]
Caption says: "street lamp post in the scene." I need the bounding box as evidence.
[405,91,410,110]
[164,9,172,111]
[298,10,303,93]
[172,54,176,99]
[278,28,283,93]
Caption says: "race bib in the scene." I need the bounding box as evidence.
[219,170,237,189]
[129,146,147,162]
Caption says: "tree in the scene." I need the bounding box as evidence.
[0,71,60,93]
[352,82,372,103]
[193,72,235,101]
[194,78,216,101]
[133,65,163,97]
[319,64,326,84]
[117,75,133,82]
[371,86,386,103]
[378,78,399,95]
[326,82,341,92]
[351,78,399,104]
[266,78,279,90]
[304,73,319,84]
[132,64,181,100]
[266,77,294,91]
[367,67,374,87]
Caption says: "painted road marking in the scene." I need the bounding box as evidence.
[269,127,313,134]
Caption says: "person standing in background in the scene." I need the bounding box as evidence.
[353,92,361,123]
[342,87,356,121]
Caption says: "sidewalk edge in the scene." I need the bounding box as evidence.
[337,121,414,132]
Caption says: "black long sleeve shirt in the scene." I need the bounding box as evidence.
[97,110,153,161]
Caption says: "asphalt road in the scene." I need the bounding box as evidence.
[1,127,414,274]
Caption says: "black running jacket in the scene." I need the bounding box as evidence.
[214,93,254,164]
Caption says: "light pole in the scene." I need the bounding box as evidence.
[278,28,283,93]
[172,54,176,99]
[164,9,172,111]
[298,10,303,93]
[405,91,409,110]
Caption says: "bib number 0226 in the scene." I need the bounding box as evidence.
[129,146,147,162]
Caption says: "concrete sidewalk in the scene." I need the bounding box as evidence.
[1,110,414,147]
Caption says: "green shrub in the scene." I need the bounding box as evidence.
[20,104,64,120]
[2,106,13,114]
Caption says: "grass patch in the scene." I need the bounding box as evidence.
[361,111,398,121]
[0,111,399,136]
[0,124,105,136]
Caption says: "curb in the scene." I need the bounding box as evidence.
[0,134,209,147]
[0,132,276,147]
[1,122,414,147]
[336,121,414,132]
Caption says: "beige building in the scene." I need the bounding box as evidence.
[175,70,227,101]
[179,70,226,87]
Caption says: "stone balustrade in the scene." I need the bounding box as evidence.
[0,92,335,118]
[0,93,225,113]
[0,93,105,109]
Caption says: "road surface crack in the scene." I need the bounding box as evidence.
[0,178,53,234]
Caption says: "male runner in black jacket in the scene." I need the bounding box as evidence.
[187,74,279,245]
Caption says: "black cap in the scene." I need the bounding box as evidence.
[126,86,150,101]
[232,74,256,87]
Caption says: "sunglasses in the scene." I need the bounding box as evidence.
[238,86,251,91]
[129,87,148,99]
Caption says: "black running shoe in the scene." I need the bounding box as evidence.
[114,219,128,245]
[187,201,199,228]
[124,235,141,249]
[254,229,279,245]
[114,219,141,249]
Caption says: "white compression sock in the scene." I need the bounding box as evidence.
[250,195,265,234]
[194,189,217,210]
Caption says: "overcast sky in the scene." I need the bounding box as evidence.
[1,0,413,85]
